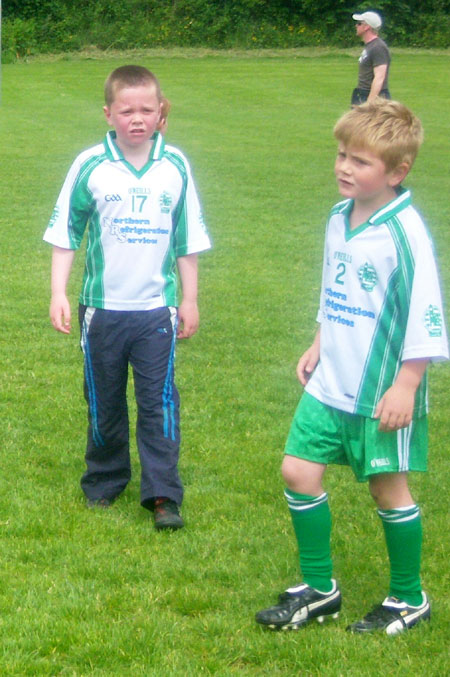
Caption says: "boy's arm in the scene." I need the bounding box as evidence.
[176,253,199,339]
[297,327,321,386]
[50,246,75,334]
[374,358,429,432]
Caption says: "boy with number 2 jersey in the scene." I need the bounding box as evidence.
[256,100,448,634]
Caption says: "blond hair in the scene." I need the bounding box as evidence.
[334,99,424,171]
[104,65,161,107]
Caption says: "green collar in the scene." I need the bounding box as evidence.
[103,130,165,178]
[338,187,412,239]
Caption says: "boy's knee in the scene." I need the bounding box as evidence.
[369,481,383,505]
[281,455,298,485]
[368,472,413,509]
[281,455,325,495]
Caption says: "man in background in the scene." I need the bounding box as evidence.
[351,11,391,105]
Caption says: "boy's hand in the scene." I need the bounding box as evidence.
[177,300,199,339]
[50,293,72,334]
[297,343,320,386]
[374,382,415,432]
[176,253,199,339]
[50,246,75,334]
[374,359,429,432]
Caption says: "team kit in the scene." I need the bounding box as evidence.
[44,65,448,637]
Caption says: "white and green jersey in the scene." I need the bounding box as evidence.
[306,189,448,417]
[44,131,211,310]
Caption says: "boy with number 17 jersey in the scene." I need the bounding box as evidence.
[46,131,208,312]
[44,66,211,531]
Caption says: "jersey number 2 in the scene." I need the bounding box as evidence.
[335,262,346,285]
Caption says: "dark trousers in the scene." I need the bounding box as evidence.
[351,87,391,105]
[79,305,182,509]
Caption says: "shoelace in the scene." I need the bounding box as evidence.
[364,605,397,622]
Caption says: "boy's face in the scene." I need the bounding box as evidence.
[103,84,162,151]
[334,144,406,209]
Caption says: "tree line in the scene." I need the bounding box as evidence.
[3,0,450,61]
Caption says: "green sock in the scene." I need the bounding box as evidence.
[285,489,333,592]
[378,505,423,606]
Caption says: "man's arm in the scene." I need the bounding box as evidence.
[50,246,75,334]
[368,63,388,100]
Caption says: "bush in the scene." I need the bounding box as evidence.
[2,3,450,60]
[1,18,40,62]
[388,13,450,48]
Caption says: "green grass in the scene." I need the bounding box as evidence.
[0,49,449,675]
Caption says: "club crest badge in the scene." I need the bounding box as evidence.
[159,191,172,214]
[358,262,378,291]
[424,305,443,337]
[48,206,60,228]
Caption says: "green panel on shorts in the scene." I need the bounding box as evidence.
[285,392,428,482]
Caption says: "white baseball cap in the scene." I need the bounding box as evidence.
[352,11,382,30]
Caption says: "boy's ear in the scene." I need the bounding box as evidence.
[388,162,410,187]
[103,105,113,126]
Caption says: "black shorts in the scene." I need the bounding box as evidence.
[351,88,391,105]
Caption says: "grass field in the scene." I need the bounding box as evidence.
[0,49,449,675]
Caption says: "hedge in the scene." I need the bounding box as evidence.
[2,0,450,61]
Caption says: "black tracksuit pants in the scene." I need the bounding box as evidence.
[79,305,183,509]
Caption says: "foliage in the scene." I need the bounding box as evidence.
[0,50,449,674]
[1,0,450,58]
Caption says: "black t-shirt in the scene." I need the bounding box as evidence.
[357,37,390,90]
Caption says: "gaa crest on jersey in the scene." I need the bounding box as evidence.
[424,305,443,337]
[159,191,172,214]
[358,262,378,291]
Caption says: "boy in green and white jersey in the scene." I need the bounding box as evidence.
[44,65,211,530]
[256,99,448,634]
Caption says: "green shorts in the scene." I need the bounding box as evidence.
[285,392,428,482]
